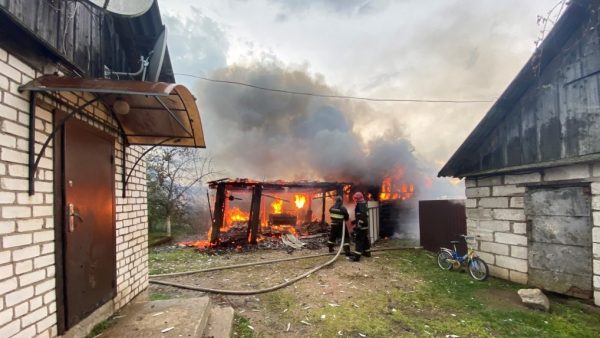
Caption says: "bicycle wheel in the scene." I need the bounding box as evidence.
[468,257,489,281]
[437,251,453,270]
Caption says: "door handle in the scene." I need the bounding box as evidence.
[68,203,83,232]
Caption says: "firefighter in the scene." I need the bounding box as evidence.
[352,191,371,258]
[327,196,351,256]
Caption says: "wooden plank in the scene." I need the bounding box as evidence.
[520,91,539,163]
[504,108,521,166]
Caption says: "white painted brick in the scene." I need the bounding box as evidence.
[0,220,15,235]
[480,241,509,255]
[594,212,600,226]
[493,185,525,196]
[17,219,44,232]
[13,246,40,261]
[544,164,590,181]
[504,172,541,184]
[594,243,600,259]
[1,120,29,138]
[0,60,21,81]
[593,196,600,211]
[466,187,490,198]
[36,315,56,334]
[477,251,495,264]
[5,285,34,306]
[510,197,524,208]
[0,308,12,327]
[1,177,29,191]
[7,54,35,78]
[0,263,13,280]
[496,255,527,272]
[493,208,526,221]
[33,230,53,243]
[469,228,494,241]
[32,206,52,217]
[513,222,527,234]
[3,233,32,247]
[594,275,600,289]
[0,48,6,61]
[466,208,493,221]
[33,255,53,270]
[43,290,55,304]
[0,277,18,296]
[0,320,20,338]
[479,220,510,232]
[0,251,10,265]
[509,270,528,284]
[0,192,16,204]
[495,232,528,246]
[465,179,477,187]
[41,243,53,255]
[14,301,28,317]
[478,197,508,208]
[19,269,45,286]
[594,259,600,274]
[34,280,54,296]
[29,295,42,311]
[596,291,600,307]
[8,164,28,179]
[15,260,32,275]
[511,245,528,259]
[21,306,47,327]
[0,132,16,148]
[3,92,29,111]
[477,176,502,186]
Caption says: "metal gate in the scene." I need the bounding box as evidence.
[419,200,467,253]
[525,185,593,298]
[63,119,116,328]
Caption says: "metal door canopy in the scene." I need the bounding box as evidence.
[20,75,205,148]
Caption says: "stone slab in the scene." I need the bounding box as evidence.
[204,306,235,338]
[101,297,211,338]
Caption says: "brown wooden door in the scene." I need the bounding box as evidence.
[63,119,116,328]
[525,186,593,298]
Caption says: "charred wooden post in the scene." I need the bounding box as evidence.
[321,190,326,225]
[210,182,226,243]
[248,184,263,244]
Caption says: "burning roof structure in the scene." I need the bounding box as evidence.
[201,179,351,247]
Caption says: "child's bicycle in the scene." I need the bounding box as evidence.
[437,235,489,281]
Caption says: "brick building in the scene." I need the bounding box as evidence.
[0,1,205,337]
[439,0,600,305]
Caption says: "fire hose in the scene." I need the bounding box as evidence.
[149,226,420,295]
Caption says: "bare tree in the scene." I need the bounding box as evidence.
[147,147,217,237]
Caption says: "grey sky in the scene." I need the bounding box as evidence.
[158,0,558,197]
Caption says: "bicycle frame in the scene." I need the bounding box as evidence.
[440,238,479,267]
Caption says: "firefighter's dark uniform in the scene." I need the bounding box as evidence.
[353,201,371,257]
[328,202,350,255]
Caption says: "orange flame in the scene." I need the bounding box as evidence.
[271,199,283,214]
[379,176,415,201]
[294,194,306,209]
[226,207,249,223]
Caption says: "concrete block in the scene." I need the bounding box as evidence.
[489,265,509,279]
[594,259,600,275]
[513,222,527,234]
[465,198,477,208]
[510,197,524,208]
[465,179,477,188]
[470,228,494,241]
[466,187,490,198]
[493,185,525,197]
[476,251,495,264]
[480,241,509,255]
[596,291,600,306]
[505,172,541,184]
[592,182,600,195]
[493,208,526,221]
[479,197,509,208]
[594,212,600,226]
[496,232,528,246]
[511,245,528,259]
[510,270,528,284]
[478,176,503,186]
[544,164,590,181]
[466,208,493,221]
[593,227,600,243]
[479,220,510,232]
[496,255,528,272]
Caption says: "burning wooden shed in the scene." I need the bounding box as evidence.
[439,0,600,305]
[204,179,350,246]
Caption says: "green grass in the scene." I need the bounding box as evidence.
[85,317,116,338]
[252,250,600,337]
[233,314,258,338]
[148,247,212,274]
[148,291,172,301]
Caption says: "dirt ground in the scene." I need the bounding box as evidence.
[148,240,600,338]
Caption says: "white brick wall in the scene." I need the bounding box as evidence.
[465,162,600,306]
[0,48,149,337]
